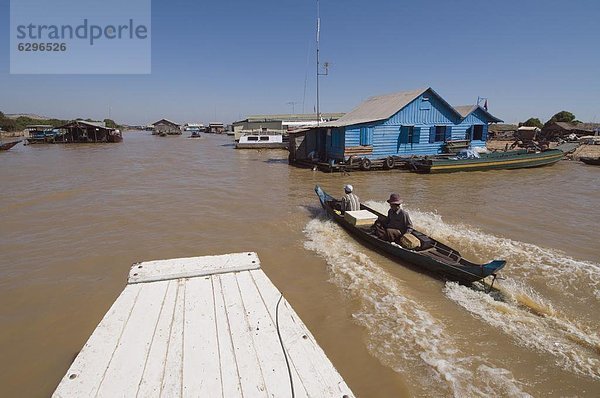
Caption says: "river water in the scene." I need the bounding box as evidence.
[1,132,598,397]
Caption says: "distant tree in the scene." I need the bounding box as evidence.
[545,111,576,126]
[519,118,543,129]
[0,115,17,131]
[103,118,119,128]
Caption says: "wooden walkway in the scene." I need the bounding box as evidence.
[53,252,354,397]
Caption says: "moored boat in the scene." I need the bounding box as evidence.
[0,140,21,151]
[315,185,505,284]
[579,156,600,166]
[409,148,564,173]
[235,133,288,149]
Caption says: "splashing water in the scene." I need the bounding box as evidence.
[445,281,600,380]
[303,217,531,397]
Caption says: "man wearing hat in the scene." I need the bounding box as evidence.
[375,193,413,243]
[340,184,360,214]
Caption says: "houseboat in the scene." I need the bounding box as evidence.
[288,87,503,171]
[53,121,123,143]
[25,125,60,144]
[235,132,288,149]
[152,119,181,135]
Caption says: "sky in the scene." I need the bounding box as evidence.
[1,0,599,125]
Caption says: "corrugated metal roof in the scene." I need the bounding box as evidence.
[152,119,180,127]
[321,88,429,127]
[320,89,503,128]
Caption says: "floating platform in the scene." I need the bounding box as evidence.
[53,252,354,397]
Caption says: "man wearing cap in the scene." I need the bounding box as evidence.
[375,193,413,243]
[340,184,360,214]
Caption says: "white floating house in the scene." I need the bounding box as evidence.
[53,252,354,397]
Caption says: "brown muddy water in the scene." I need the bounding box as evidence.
[1,132,599,397]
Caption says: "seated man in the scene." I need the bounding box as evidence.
[375,193,413,243]
[340,184,360,214]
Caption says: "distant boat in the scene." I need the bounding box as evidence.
[235,133,288,149]
[580,156,600,166]
[409,148,565,173]
[315,185,506,284]
[0,140,21,151]
[188,131,202,139]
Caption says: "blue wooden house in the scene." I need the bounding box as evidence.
[289,87,503,169]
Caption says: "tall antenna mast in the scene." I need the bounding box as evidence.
[316,0,329,126]
[316,0,320,126]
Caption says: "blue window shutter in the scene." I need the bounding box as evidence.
[368,127,373,145]
[445,126,452,141]
[482,125,488,141]
[399,126,407,144]
[429,126,436,143]
[360,127,365,145]
[412,127,420,144]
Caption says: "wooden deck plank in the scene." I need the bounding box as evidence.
[129,252,260,284]
[160,279,186,397]
[182,276,221,397]
[95,281,170,397]
[136,280,178,397]
[53,284,142,398]
[235,270,309,398]
[219,272,269,397]
[250,269,355,397]
[213,276,243,397]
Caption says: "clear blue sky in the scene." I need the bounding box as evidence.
[1,0,599,125]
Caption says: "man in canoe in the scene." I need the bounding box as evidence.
[374,193,414,244]
[339,184,360,214]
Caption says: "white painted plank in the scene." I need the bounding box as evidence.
[250,270,355,398]
[128,252,260,284]
[235,270,309,398]
[219,272,269,397]
[95,281,170,397]
[136,280,178,397]
[160,279,186,397]
[213,276,243,397]
[182,276,221,397]
[52,284,142,398]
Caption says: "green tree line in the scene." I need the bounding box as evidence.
[519,111,582,129]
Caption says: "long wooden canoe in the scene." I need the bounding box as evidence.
[0,140,21,151]
[580,157,600,166]
[409,149,564,173]
[315,185,505,284]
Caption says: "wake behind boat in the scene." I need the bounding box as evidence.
[315,185,505,284]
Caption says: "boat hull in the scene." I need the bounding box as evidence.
[411,149,564,173]
[314,185,505,284]
[0,140,21,151]
[580,157,600,166]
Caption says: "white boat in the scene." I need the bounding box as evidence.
[235,133,288,149]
